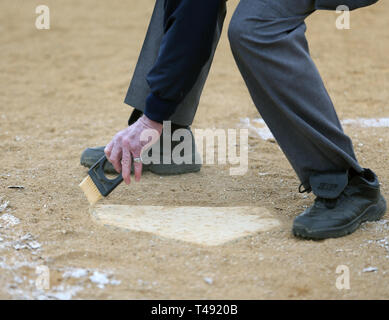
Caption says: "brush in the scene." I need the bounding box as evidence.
[79,155,123,205]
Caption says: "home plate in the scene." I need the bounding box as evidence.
[90,205,280,246]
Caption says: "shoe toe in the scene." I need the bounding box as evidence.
[80,146,117,174]
[80,146,106,167]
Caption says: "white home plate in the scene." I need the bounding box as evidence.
[90,205,280,246]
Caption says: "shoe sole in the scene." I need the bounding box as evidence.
[148,157,202,175]
[81,149,201,175]
[293,195,387,240]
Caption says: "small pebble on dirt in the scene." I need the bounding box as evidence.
[0,199,9,213]
[63,268,89,279]
[362,267,378,273]
[0,213,20,227]
[20,233,33,241]
[27,241,41,250]
[90,271,110,289]
[203,277,213,285]
[13,243,27,250]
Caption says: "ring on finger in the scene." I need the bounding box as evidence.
[133,157,142,163]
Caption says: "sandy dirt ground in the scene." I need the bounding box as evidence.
[0,0,388,299]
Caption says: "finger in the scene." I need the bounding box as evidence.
[109,143,122,173]
[132,152,143,182]
[121,146,132,185]
[139,128,161,155]
[104,141,114,158]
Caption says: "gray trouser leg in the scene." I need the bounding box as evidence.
[228,0,363,188]
[124,0,227,126]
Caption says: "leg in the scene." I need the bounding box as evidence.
[125,0,227,126]
[228,0,362,189]
[81,0,227,174]
[228,0,386,239]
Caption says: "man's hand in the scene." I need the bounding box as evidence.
[104,115,163,184]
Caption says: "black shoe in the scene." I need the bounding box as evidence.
[146,123,202,175]
[80,127,202,175]
[293,169,387,240]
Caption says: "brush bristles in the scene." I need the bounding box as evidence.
[79,176,103,205]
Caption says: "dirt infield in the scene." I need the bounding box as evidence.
[0,0,388,299]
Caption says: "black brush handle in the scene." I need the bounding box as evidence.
[88,155,123,197]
